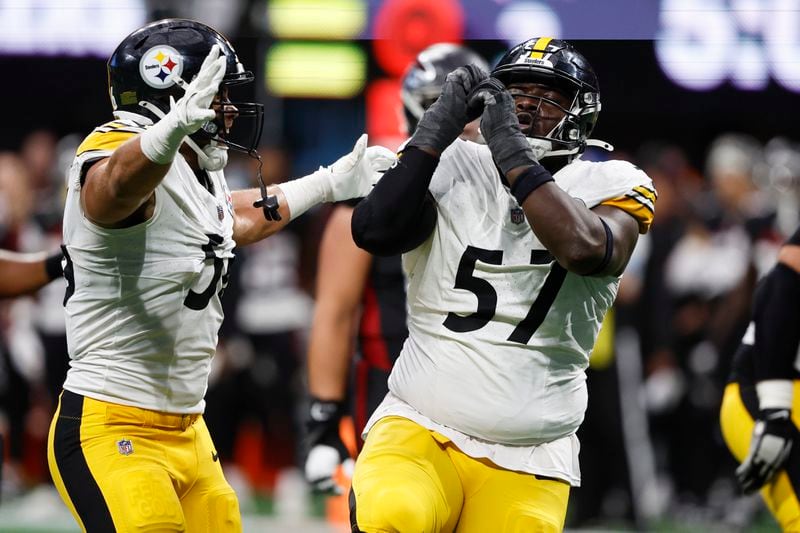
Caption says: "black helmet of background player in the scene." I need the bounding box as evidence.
[492,37,600,158]
[107,18,263,155]
[401,43,489,134]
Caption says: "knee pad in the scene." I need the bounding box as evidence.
[202,488,241,532]
[351,482,440,533]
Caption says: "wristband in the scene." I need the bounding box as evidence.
[757,379,795,410]
[588,218,615,276]
[44,252,63,281]
[509,165,554,205]
[139,116,187,165]
[278,169,332,221]
[308,397,345,424]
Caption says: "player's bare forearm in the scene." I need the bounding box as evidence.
[81,137,170,225]
[231,187,292,246]
[308,206,372,400]
[510,169,638,276]
[308,304,358,401]
[0,251,55,297]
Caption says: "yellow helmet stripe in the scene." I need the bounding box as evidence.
[529,37,554,59]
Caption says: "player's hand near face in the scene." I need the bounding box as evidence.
[468,78,537,175]
[140,44,227,164]
[408,65,488,155]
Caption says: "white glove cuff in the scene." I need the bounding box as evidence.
[278,168,333,220]
[139,115,188,165]
[757,379,795,410]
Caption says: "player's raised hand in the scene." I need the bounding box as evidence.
[408,64,487,154]
[324,134,397,201]
[736,408,794,493]
[139,44,227,165]
[168,44,227,136]
[468,77,537,175]
[303,397,354,494]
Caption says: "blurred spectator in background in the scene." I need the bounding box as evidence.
[634,133,785,522]
[0,150,64,498]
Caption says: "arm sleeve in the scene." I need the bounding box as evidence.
[753,261,800,381]
[351,146,439,256]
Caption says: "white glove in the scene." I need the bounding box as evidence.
[279,134,397,220]
[326,134,397,201]
[140,44,227,164]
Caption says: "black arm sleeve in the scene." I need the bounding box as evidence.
[351,146,439,256]
[753,262,800,381]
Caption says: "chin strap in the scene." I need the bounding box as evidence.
[139,100,280,221]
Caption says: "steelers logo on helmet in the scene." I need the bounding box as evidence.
[139,45,184,89]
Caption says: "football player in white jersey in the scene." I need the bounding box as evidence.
[349,37,657,532]
[46,19,394,533]
[304,43,489,498]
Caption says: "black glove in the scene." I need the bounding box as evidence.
[468,77,536,175]
[736,408,794,493]
[303,397,353,494]
[408,64,488,154]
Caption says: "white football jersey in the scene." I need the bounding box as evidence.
[365,139,655,483]
[61,119,235,414]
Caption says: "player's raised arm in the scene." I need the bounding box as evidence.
[351,65,487,256]
[82,45,227,227]
[468,74,639,276]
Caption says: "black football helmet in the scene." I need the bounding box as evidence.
[401,43,489,133]
[107,18,263,155]
[491,37,601,158]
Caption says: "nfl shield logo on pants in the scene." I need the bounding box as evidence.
[510,207,525,225]
[117,439,134,456]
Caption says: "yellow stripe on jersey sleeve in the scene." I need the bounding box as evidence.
[76,127,137,156]
[601,194,655,234]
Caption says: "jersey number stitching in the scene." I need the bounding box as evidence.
[443,245,567,344]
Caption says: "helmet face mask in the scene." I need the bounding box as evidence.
[401,43,489,134]
[108,18,263,156]
[492,37,601,158]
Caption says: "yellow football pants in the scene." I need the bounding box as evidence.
[721,382,800,532]
[351,416,570,533]
[47,390,241,532]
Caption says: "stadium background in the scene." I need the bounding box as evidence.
[0,0,797,531]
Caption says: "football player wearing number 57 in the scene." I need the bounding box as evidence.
[350,38,656,532]
[47,18,395,533]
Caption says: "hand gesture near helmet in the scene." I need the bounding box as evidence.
[408,65,488,155]
[467,78,537,175]
[139,44,227,165]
